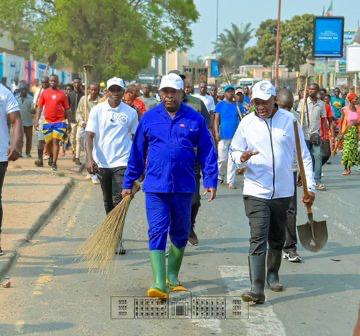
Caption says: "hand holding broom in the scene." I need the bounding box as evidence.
[78,181,141,273]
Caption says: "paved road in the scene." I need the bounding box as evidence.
[0,158,359,335]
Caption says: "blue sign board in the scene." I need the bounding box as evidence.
[210,59,220,77]
[313,17,344,58]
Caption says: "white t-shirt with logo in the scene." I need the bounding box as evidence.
[193,94,216,113]
[0,84,20,162]
[86,101,138,168]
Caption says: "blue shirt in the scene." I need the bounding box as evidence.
[123,102,218,193]
[215,100,239,140]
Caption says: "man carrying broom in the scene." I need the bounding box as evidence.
[122,73,218,299]
[85,77,138,255]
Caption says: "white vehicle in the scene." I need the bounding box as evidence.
[237,77,259,88]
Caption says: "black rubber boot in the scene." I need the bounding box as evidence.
[267,249,284,292]
[241,255,266,304]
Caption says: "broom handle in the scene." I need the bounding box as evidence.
[293,120,312,215]
[300,77,308,126]
[84,67,89,122]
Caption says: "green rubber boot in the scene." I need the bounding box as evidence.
[147,250,168,299]
[167,244,187,291]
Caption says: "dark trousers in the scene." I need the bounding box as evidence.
[321,140,331,166]
[283,172,298,252]
[305,140,322,184]
[97,167,126,214]
[0,162,8,234]
[244,195,292,255]
[191,164,201,228]
[23,126,33,155]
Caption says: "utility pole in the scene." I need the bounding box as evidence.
[275,0,282,87]
[216,0,219,48]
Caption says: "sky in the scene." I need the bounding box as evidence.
[189,0,360,58]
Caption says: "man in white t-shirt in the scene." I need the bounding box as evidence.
[85,77,138,254]
[0,83,23,255]
[193,81,215,127]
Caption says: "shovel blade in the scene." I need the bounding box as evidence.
[297,220,328,252]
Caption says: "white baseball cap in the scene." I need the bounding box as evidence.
[159,73,184,91]
[251,80,276,101]
[106,77,125,90]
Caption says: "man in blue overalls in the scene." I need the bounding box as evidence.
[122,73,218,299]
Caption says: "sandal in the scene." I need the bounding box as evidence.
[315,183,327,191]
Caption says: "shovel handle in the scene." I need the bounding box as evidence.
[293,120,312,216]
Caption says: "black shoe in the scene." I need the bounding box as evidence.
[34,159,43,167]
[283,250,302,263]
[51,163,58,172]
[188,228,199,246]
[241,255,266,304]
[115,241,126,255]
[74,158,81,166]
[0,247,4,256]
[48,156,53,166]
[267,249,284,292]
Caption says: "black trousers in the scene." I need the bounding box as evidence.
[243,195,292,255]
[191,163,201,228]
[0,161,8,234]
[97,167,126,214]
[283,172,298,252]
[321,139,331,166]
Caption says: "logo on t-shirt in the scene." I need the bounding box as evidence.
[119,113,129,125]
[52,94,57,100]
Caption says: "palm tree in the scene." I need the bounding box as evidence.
[213,23,253,71]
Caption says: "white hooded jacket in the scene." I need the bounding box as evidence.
[230,108,315,199]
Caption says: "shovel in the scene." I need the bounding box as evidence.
[293,120,328,252]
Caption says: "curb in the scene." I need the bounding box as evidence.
[0,178,75,281]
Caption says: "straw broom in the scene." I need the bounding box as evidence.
[78,182,141,273]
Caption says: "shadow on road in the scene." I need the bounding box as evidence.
[0,322,74,335]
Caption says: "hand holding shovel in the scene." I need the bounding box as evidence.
[293,120,328,252]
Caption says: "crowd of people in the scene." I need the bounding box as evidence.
[0,71,360,307]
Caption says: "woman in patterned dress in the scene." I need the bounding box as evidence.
[339,93,360,175]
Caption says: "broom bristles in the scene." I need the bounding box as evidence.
[78,182,140,273]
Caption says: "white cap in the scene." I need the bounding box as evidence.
[251,80,276,101]
[159,73,184,91]
[106,77,125,90]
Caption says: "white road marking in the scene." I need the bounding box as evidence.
[15,320,25,333]
[333,219,355,237]
[219,265,286,336]
[190,285,222,333]
[192,319,222,333]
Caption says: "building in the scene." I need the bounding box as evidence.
[239,64,291,80]
[151,49,189,77]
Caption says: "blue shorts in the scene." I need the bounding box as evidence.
[145,193,193,250]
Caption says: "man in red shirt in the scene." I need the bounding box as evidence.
[321,94,335,165]
[123,84,146,118]
[34,74,71,171]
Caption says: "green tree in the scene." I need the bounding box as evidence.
[243,14,315,71]
[243,46,261,65]
[244,19,277,67]
[0,0,199,79]
[213,23,253,71]
[281,14,315,71]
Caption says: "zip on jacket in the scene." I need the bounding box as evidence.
[229,108,316,200]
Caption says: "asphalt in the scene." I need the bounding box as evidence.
[0,156,359,336]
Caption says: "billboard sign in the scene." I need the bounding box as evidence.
[346,44,360,72]
[210,59,220,77]
[313,17,344,58]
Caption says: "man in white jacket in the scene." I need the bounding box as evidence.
[230,80,316,304]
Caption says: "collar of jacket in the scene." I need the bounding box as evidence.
[158,102,186,121]
[254,106,279,120]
